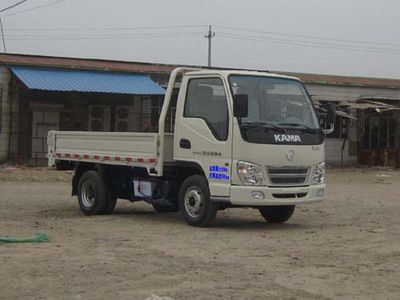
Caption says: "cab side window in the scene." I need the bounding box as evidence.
[184,78,229,140]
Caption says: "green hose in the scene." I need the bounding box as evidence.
[0,233,49,243]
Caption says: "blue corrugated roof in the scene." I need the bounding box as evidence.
[9,65,165,95]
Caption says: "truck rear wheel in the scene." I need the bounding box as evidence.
[259,205,295,223]
[77,170,107,215]
[179,175,217,227]
[103,189,117,215]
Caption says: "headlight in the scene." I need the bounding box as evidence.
[311,162,325,185]
[237,161,265,185]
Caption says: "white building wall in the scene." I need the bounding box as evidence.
[0,67,11,162]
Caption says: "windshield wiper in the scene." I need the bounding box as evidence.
[277,122,319,133]
[241,121,285,133]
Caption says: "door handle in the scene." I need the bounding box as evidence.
[180,138,191,149]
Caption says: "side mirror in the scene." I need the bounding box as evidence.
[323,103,336,135]
[327,103,336,125]
[233,94,248,118]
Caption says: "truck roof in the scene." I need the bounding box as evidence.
[184,69,301,81]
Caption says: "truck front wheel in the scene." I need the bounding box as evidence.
[259,205,295,223]
[179,175,217,227]
[77,170,107,215]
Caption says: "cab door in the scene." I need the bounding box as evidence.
[174,76,232,197]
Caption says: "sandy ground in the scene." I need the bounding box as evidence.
[0,166,399,300]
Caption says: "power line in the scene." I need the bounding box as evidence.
[2,0,64,17]
[4,24,207,32]
[2,20,400,56]
[218,32,400,54]
[4,31,204,41]
[0,0,29,13]
[3,27,400,55]
[4,30,204,37]
[214,25,400,48]
[4,21,396,48]
[219,34,399,55]
[4,22,398,52]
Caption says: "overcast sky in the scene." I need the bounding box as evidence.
[0,0,399,78]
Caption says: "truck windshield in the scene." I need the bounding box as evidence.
[229,75,323,145]
[230,75,319,129]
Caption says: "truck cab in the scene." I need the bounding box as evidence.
[171,69,330,225]
[48,68,335,227]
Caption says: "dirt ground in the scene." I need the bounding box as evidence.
[0,166,399,300]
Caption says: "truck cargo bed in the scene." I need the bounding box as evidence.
[48,131,174,172]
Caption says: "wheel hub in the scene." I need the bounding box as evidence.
[184,187,204,218]
[188,197,196,206]
[81,181,95,208]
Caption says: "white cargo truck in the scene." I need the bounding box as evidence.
[48,67,335,227]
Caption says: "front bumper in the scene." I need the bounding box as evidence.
[223,184,325,206]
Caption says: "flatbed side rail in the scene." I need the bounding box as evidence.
[48,131,159,170]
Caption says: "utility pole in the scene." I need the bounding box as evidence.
[0,17,6,53]
[205,25,215,67]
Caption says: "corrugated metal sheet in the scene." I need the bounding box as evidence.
[8,65,165,95]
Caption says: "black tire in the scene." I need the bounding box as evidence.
[259,205,295,223]
[77,170,107,216]
[103,188,117,215]
[152,202,179,213]
[179,175,217,227]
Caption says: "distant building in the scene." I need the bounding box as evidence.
[1,53,400,166]
[0,54,175,166]
[287,71,400,166]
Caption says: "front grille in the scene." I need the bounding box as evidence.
[267,167,309,186]
[272,192,308,199]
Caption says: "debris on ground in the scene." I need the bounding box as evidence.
[0,233,49,243]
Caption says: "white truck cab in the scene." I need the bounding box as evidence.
[48,67,335,227]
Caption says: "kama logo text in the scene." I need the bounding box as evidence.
[274,134,302,143]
